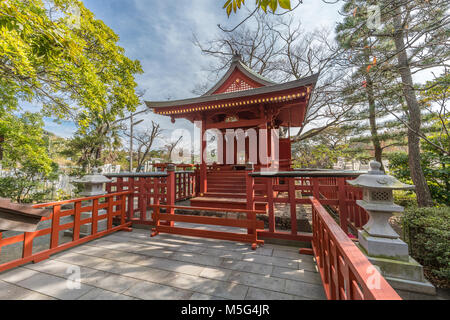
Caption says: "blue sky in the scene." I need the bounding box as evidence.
[31,0,343,139]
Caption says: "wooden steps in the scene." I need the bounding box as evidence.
[204,192,246,199]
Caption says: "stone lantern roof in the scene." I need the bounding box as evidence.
[73,168,111,185]
[347,161,415,190]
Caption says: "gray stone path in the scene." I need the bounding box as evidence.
[0,223,326,300]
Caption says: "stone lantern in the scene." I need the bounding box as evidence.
[67,168,112,237]
[348,161,435,295]
[74,168,111,197]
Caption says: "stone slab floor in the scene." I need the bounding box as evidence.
[0,223,326,300]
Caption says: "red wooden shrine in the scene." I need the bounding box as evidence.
[146,54,319,209]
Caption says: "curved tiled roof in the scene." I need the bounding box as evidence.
[146,73,319,109]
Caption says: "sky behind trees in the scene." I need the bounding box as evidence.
[23,0,342,138]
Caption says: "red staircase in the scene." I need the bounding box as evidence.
[190,170,268,211]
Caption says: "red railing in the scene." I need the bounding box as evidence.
[0,191,132,273]
[310,197,401,300]
[151,205,265,250]
[0,166,402,300]
[174,171,196,201]
[248,171,369,238]
[105,173,168,225]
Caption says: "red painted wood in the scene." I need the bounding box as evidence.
[156,213,264,229]
[337,178,349,234]
[156,225,264,245]
[50,205,60,249]
[310,197,401,300]
[288,178,297,235]
[0,192,133,274]
[91,199,99,235]
[73,201,81,241]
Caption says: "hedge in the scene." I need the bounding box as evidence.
[402,206,450,280]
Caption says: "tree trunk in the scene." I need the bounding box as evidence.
[392,2,434,207]
[365,74,384,171]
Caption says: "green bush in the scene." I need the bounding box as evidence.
[388,151,450,206]
[393,190,417,208]
[402,207,450,280]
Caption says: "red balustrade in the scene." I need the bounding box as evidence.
[0,191,132,273]
[0,167,402,300]
[248,172,369,239]
[310,197,401,300]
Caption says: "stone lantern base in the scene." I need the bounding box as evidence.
[358,230,410,261]
[357,243,436,296]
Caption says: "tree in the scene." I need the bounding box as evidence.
[0,111,56,203]
[0,0,143,127]
[194,14,354,143]
[332,0,448,207]
[61,110,125,174]
[291,126,352,169]
[164,136,183,162]
[223,0,293,17]
[124,121,163,172]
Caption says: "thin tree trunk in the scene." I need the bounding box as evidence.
[392,2,433,207]
[365,74,384,171]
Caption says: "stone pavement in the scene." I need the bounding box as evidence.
[0,223,326,300]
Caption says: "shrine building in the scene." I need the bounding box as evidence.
[146,54,319,210]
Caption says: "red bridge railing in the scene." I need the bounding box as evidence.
[248,170,369,237]
[0,191,132,273]
[310,197,401,300]
[0,167,402,300]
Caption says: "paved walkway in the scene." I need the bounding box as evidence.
[0,224,326,300]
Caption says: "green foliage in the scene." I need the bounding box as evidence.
[0,0,143,127]
[223,0,291,17]
[0,111,59,202]
[292,128,351,169]
[393,190,417,209]
[388,151,449,206]
[402,207,450,281]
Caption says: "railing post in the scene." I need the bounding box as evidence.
[313,177,320,199]
[107,194,114,230]
[245,163,257,249]
[267,177,275,233]
[50,205,60,249]
[139,178,146,222]
[167,164,176,227]
[127,177,135,221]
[337,178,349,234]
[73,201,81,241]
[22,232,33,258]
[288,177,297,236]
[91,198,99,235]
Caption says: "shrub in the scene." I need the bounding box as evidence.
[402,207,450,280]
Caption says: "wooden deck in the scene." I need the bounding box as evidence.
[0,224,325,300]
